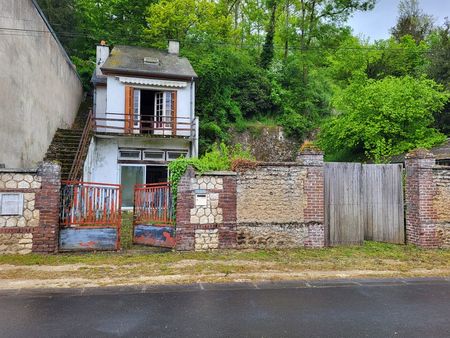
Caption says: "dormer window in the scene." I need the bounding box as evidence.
[143,57,159,65]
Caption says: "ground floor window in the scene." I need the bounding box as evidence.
[120,165,168,208]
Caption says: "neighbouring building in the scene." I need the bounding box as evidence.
[84,42,199,208]
[391,139,450,166]
[0,0,83,168]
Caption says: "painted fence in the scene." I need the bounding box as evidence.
[133,183,175,248]
[59,181,122,251]
[325,163,404,245]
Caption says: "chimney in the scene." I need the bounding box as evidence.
[96,41,109,68]
[168,40,180,55]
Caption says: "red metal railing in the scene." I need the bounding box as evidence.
[94,113,194,137]
[68,110,94,181]
[133,182,174,226]
[60,181,122,229]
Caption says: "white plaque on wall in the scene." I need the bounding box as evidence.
[0,193,24,216]
[195,194,207,207]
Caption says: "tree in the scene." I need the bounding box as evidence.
[391,0,434,43]
[145,0,234,47]
[318,76,448,162]
[260,0,278,69]
[427,18,450,134]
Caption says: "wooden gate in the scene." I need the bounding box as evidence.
[325,163,404,245]
[132,182,175,248]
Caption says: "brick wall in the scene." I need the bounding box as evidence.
[0,162,61,254]
[405,149,450,248]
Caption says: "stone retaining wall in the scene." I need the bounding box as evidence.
[0,163,61,254]
[433,167,450,248]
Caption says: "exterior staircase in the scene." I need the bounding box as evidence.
[45,101,93,181]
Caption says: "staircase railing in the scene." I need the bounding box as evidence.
[68,109,93,181]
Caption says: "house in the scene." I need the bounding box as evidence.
[0,0,83,168]
[391,139,450,166]
[83,41,199,208]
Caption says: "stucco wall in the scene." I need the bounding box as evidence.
[433,167,450,248]
[103,76,193,137]
[83,136,191,184]
[0,0,83,168]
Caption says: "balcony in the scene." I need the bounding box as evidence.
[94,113,196,138]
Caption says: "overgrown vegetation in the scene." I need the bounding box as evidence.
[38,0,450,161]
[168,142,254,205]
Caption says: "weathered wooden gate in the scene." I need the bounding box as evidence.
[325,163,404,245]
[59,181,122,251]
[132,182,176,248]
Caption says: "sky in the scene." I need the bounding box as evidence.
[348,0,450,41]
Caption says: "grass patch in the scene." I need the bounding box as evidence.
[0,241,448,269]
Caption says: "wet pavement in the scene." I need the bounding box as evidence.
[0,278,449,337]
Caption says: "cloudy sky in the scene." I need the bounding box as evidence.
[348,0,450,41]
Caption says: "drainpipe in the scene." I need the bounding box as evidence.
[190,77,198,157]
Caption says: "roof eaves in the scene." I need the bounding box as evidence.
[101,67,198,81]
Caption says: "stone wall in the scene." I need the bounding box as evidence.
[176,167,237,251]
[0,162,61,254]
[405,149,450,248]
[433,167,450,248]
[235,152,325,249]
[175,150,326,251]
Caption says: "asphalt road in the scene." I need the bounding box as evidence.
[0,279,449,338]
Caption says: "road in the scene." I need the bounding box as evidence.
[0,278,449,337]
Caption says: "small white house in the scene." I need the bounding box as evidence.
[84,41,199,208]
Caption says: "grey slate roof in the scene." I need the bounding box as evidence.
[100,45,197,80]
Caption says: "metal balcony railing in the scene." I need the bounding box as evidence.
[93,113,194,137]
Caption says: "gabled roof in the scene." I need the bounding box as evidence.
[101,45,197,80]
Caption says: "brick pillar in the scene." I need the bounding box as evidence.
[405,149,439,248]
[175,166,196,251]
[218,175,237,249]
[32,162,61,253]
[297,148,326,248]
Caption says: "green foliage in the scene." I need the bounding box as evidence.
[318,76,448,162]
[168,142,254,208]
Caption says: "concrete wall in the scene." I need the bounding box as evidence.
[0,0,83,168]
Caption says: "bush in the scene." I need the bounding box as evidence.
[168,143,255,209]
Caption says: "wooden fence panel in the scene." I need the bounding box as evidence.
[325,163,404,246]
[362,164,404,244]
[325,163,364,245]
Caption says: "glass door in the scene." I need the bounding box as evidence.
[120,165,144,208]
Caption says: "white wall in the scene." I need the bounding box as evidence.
[84,136,191,184]
[0,0,83,168]
[102,76,194,136]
